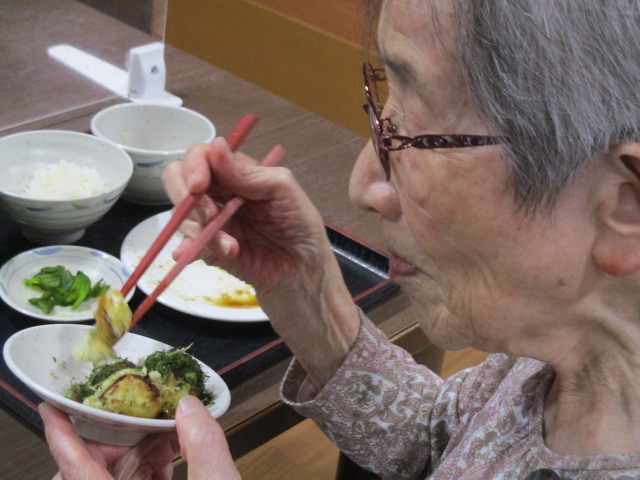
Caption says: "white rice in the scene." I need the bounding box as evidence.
[23,160,107,199]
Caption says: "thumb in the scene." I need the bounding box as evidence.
[207,138,264,199]
[176,396,242,479]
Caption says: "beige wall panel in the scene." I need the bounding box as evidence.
[166,0,369,136]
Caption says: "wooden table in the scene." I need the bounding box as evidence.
[0,1,440,478]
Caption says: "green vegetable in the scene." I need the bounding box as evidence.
[65,381,96,403]
[23,265,110,314]
[65,349,214,419]
[86,357,136,387]
[65,357,136,403]
[65,271,91,309]
[90,279,110,298]
[145,348,212,403]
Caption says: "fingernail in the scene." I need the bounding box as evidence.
[186,173,200,190]
[220,236,232,257]
[218,137,232,157]
[193,206,211,224]
[178,395,201,415]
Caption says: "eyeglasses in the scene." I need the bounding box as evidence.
[363,62,506,179]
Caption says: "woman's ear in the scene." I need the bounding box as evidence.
[592,143,640,276]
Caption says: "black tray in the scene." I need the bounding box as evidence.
[0,200,398,432]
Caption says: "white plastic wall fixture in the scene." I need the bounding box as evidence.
[47,43,182,106]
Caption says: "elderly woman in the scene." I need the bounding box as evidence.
[41,0,640,479]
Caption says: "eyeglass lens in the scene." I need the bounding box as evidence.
[364,63,391,179]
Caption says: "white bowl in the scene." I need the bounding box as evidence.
[3,324,231,446]
[0,130,133,244]
[91,104,215,205]
[0,245,134,322]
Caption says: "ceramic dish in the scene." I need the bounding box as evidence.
[0,130,133,244]
[91,104,215,205]
[120,211,268,322]
[0,246,134,322]
[3,324,231,446]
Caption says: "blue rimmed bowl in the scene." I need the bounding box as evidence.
[0,245,134,322]
[91,104,215,206]
[0,130,133,244]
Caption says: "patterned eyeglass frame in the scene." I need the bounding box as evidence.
[363,62,506,180]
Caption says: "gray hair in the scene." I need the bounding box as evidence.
[453,0,640,212]
[367,1,640,212]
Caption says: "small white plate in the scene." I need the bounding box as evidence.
[3,324,231,446]
[120,211,268,322]
[0,246,134,322]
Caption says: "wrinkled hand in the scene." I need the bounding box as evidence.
[40,396,241,480]
[163,138,360,387]
[163,138,333,295]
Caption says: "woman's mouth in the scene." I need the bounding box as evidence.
[388,254,418,278]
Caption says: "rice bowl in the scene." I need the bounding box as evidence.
[0,130,133,244]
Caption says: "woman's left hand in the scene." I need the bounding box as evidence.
[40,402,179,480]
[40,396,242,480]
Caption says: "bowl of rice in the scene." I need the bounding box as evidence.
[0,130,133,244]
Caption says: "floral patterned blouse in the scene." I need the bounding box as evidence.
[281,315,640,479]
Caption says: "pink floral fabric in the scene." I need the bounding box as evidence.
[281,315,640,479]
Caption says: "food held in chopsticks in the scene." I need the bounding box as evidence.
[73,115,281,363]
[65,347,213,419]
[73,290,132,364]
[23,265,110,314]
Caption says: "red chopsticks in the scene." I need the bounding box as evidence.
[120,114,259,297]
[120,115,285,327]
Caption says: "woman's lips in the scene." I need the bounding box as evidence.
[388,254,418,277]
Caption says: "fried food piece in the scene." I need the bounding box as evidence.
[73,290,132,364]
[65,350,214,419]
[81,368,163,419]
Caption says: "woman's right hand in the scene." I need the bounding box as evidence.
[163,137,334,297]
[163,138,360,386]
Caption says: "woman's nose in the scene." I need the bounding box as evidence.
[349,140,400,219]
